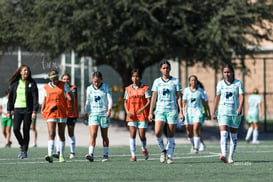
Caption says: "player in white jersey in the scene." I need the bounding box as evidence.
[245,88,262,144]
[84,71,113,162]
[183,75,208,153]
[212,64,244,164]
[148,61,183,164]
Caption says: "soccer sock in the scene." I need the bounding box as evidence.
[56,139,60,153]
[194,137,200,150]
[48,140,54,156]
[69,136,76,154]
[129,138,136,156]
[156,137,165,152]
[245,127,253,141]
[220,131,228,157]
[89,146,95,155]
[103,147,109,156]
[59,141,65,157]
[229,133,238,160]
[167,137,175,158]
[141,138,147,151]
[253,130,259,142]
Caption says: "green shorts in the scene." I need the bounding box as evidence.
[1,117,12,127]
[154,110,178,124]
[89,115,110,128]
[217,114,241,128]
[247,113,259,123]
[127,121,148,128]
[32,118,37,123]
[184,113,203,125]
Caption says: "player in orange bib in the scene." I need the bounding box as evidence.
[124,69,151,161]
[42,69,74,163]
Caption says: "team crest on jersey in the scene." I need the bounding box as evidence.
[163,88,170,95]
[95,96,101,102]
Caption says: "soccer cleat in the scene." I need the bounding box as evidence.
[193,148,199,154]
[245,138,251,144]
[252,140,260,145]
[102,155,108,162]
[142,150,149,160]
[59,156,65,163]
[45,155,53,163]
[228,157,234,164]
[199,143,206,151]
[129,156,137,162]
[220,156,227,163]
[69,153,75,159]
[52,152,60,159]
[160,150,167,163]
[32,144,37,148]
[85,154,94,162]
[167,157,173,164]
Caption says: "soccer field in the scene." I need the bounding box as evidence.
[0,141,273,182]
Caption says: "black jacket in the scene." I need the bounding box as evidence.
[7,79,39,113]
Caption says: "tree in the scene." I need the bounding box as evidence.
[1,0,273,86]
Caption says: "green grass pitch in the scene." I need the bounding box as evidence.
[0,141,273,182]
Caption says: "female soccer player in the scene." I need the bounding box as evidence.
[124,69,151,161]
[62,73,79,158]
[85,71,112,162]
[245,88,262,144]
[212,64,244,164]
[42,69,74,163]
[0,90,12,148]
[7,65,39,159]
[148,61,183,164]
[183,75,208,153]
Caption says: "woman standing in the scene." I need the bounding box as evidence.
[85,71,112,162]
[42,69,74,163]
[183,75,208,153]
[124,69,151,161]
[148,61,183,164]
[62,73,79,158]
[245,88,262,144]
[212,64,244,164]
[0,90,12,148]
[7,65,39,159]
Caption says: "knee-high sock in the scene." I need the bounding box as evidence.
[245,127,253,141]
[253,130,259,142]
[156,137,165,152]
[167,137,175,158]
[194,137,200,150]
[59,141,65,156]
[69,136,76,154]
[103,147,109,156]
[89,146,95,155]
[48,140,54,156]
[129,138,136,157]
[141,139,147,151]
[220,131,228,157]
[229,133,238,160]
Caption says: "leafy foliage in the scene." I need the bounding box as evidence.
[0,0,273,85]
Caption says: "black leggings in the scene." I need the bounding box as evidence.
[13,108,32,152]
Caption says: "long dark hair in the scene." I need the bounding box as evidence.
[223,64,235,81]
[160,60,171,68]
[8,65,32,86]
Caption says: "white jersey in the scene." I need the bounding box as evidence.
[0,97,8,118]
[248,94,261,115]
[85,83,112,116]
[151,76,182,112]
[216,79,244,116]
[183,87,205,116]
